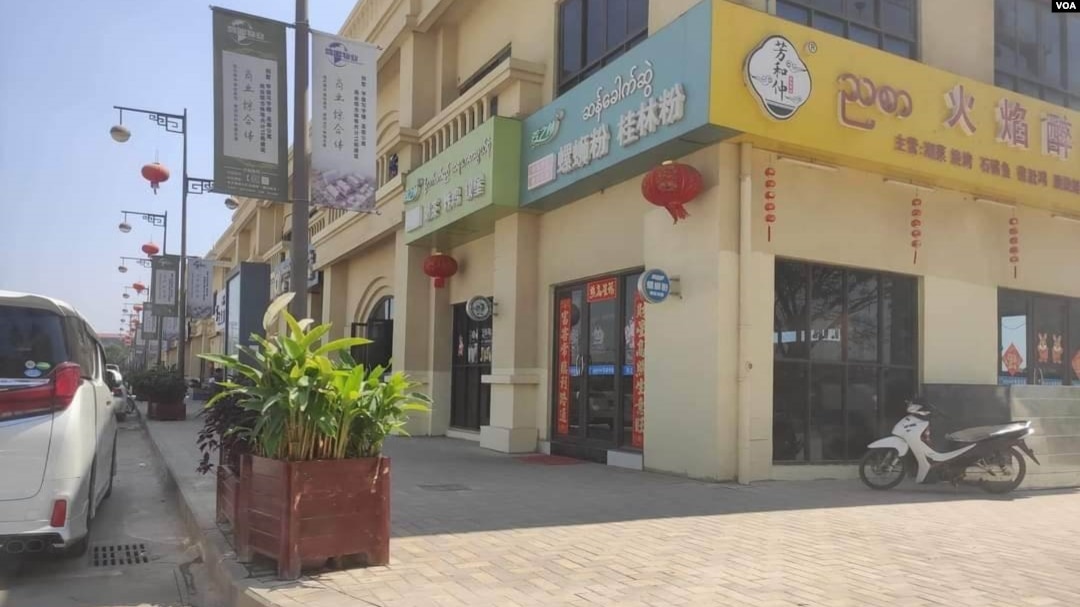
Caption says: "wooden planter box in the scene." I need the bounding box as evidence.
[147,400,186,421]
[216,464,240,527]
[236,454,391,579]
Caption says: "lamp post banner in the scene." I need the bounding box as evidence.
[212,8,289,200]
[150,254,179,317]
[186,258,214,319]
[311,31,379,213]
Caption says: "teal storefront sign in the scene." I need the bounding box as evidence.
[404,117,522,247]
[520,0,729,211]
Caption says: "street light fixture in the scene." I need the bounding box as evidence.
[224,197,239,211]
[118,221,132,233]
[110,105,219,379]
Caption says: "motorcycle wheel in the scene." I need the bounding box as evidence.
[980,447,1026,494]
[859,448,907,490]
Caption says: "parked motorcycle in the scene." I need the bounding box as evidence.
[860,400,1040,494]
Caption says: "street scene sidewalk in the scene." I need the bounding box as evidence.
[142,400,1080,607]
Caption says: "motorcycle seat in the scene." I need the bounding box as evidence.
[946,421,1032,444]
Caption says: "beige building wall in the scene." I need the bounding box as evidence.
[343,236,397,327]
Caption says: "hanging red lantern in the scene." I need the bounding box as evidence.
[763,166,778,241]
[910,197,923,264]
[141,162,170,194]
[132,282,146,293]
[142,241,160,256]
[422,253,458,288]
[1009,216,1021,278]
[640,162,703,224]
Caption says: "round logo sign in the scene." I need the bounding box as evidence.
[637,269,671,304]
[466,296,493,322]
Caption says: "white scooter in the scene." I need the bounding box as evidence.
[860,400,1040,494]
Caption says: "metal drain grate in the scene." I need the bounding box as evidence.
[418,483,470,492]
[91,543,150,567]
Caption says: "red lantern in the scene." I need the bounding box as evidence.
[910,197,923,264]
[142,241,160,256]
[640,162,703,224]
[141,162,170,194]
[423,253,458,288]
[763,166,778,241]
[1009,216,1020,278]
[132,282,146,293]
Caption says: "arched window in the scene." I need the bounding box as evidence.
[351,296,394,371]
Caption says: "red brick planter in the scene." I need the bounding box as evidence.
[147,400,186,421]
[235,454,391,580]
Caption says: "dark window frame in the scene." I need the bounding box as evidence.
[350,296,394,372]
[773,259,920,464]
[459,45,512,96]
[997,288,1080,386]
[994,0,1080,109]
[775,0,919,59]
[557,0,649,95]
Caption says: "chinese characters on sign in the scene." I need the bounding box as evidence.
[996,99,1029,149]
[150,255,179,317]
[557,298,572,436]
[404,135,494,233]
[631,292,645,449]
[1042,113,1073,160]
[312,32,379,212]
[586,277,618,303]
[212,10,288,200]
[943,83,977,135]
[186,258,214,319]
[745,35,812,121]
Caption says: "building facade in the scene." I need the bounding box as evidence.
[193,0,1080,488]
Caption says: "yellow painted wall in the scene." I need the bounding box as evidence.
[449,234,494,305]
[344,235,397,324]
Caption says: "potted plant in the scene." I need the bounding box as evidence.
[200,294,430,579]
[196,389,256,528]
[140,366,189,421]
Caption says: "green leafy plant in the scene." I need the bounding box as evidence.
[131,365,187,404]
[199,293,431,461]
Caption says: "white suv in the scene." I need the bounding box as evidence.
[0,291,118,556]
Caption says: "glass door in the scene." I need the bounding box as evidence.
[450,302,492,430]
[553,272,643,450]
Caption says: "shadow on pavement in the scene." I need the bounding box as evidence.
[384,436,1078,538]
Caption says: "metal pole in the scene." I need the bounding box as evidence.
[290,0,310,319]
[178,109,189,379]
[162,211,168,255]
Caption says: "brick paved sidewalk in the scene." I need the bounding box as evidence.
[228,438,1080,607]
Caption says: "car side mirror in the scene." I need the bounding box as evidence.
[105,372,118,389]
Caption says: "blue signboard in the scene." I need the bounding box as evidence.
[520,0,724,211]
[638,268,672,304]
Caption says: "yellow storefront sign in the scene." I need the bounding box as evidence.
[710,0,1080,214]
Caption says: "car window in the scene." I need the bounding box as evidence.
[0,305,69,380]
[66,318,97,378]
[95,342,107,382]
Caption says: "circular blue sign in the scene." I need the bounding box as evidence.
[637,269,671,304]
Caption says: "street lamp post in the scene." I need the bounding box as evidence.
[111,107,221,379]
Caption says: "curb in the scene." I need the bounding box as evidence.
[136,402,276,607]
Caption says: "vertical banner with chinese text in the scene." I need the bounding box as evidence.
[311,32,379,212]
[212,9,288,200]
[187,258,214,319]
[557,297,572,435]
[631,292,645,448]
[150,255,179,317]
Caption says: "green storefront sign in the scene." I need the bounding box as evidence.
[403,117,522,247]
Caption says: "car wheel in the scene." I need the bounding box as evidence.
[103,435,116,500]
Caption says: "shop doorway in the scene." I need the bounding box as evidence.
[551,271,643,460]
[450,301,492,430]
[351,296,393,372]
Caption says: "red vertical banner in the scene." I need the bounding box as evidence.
[557,298,572,435]
[631,292,646,448]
